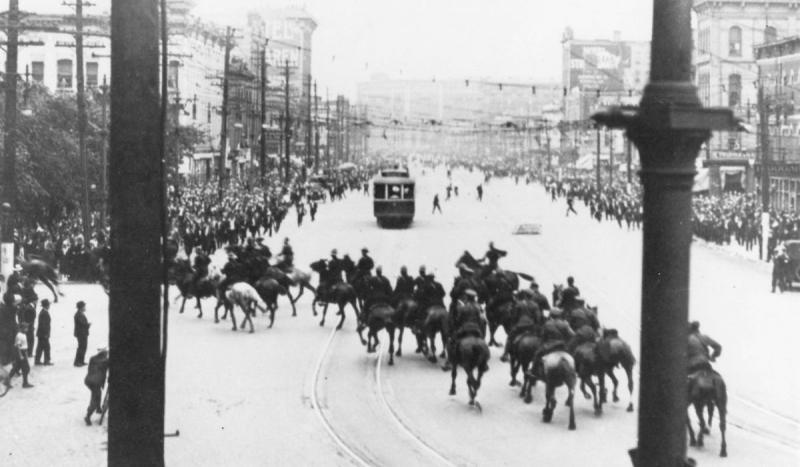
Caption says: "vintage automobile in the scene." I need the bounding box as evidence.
[785,240,800,289]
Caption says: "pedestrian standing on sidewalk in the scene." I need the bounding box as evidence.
[432,194,443,214]
[84,347,109,426]
[9,322,33,388]
[20,294,36,357]
[73,301,90,367]
[34,299,52,366]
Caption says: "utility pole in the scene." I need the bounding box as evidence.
[1,0,20,279]
[325,89,330,172]
[758,81,771,260]
[626,136,632,185]
[259,44,267,184]
[99,75,109,225]
[283,59,291,182]
[609,128,614,186]
[595,124,601,191]
[593,0,737,464]
[218,27,233,200]
[314,80,319,168]
[63,0,94,245]
[109,0,164,464]
[306,73,312,170]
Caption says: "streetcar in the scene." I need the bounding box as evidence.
[373,167,415,227]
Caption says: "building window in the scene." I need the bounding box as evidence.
[31,61,44,83]
[86,62,98,88]
[57,59,73,89]
[729,26,742,57]
[728,74,741,107]
[765,26,777,44]
[698,72,710,105]
[699,28,710,54]
[168,60,179,89]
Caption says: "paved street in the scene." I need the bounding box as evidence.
[2,166,798,466]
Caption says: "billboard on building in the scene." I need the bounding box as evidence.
[568,42,630,92]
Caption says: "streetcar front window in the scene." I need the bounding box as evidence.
[402,184,414,199]
[374,184,386,199]
[388,185,402,199]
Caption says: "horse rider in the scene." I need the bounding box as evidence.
[687,321,722,374]
[277,237,294,272]
[355,248,374,282]
[560,276,581,311]
[192,247,211,289]
[500,290,541,362]
[219,249,247,293]
[328,249,344,285]
[445,289,485,368]
[413,265,428,293]
[417,272,446,314]
[480,241,507,277]
[526,281,551,312]
[362,266,392,322]
[392,266,415,306]
[253,237,271,259]
[531,308,576,378]
[6,264,24,296]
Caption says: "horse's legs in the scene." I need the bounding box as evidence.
[487,320,501,347]
[428,334,438,364]
[387,327,395,366]
[245,306,255,334]
[39,277,59,302]
[319,303,328,327]
[607,369,620,402]
[687,413,698,446]
[567,384,576,430]
[268,304,276,328]
[694,402,707,447]
[180,296,187,314]
[287,289,298,317]
[543,383,554,422]
[467,368,477,405]
[229,305,238,331]
[598,369,608,403]
[395,326,404,357]
[336,303,346,330]
[522,360,534,404]
[196,297,203,319]
[585,377,600,415]
[719,404,727,457]
[291,285,305,317]
[625,364,635,412]
[449,364,457,396]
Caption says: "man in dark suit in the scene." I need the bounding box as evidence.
[35,299,52,365]
[84,348,109,425]
[73,301,90,367]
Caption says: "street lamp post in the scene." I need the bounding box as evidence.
[592,0,738,464]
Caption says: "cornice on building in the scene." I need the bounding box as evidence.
[693,0,800,13]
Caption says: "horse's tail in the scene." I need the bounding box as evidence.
[714,374,727,410]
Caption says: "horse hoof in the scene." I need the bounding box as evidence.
[319,321,324,327]
[468,400,474,406]
[449,389,456,396]
[524,395,532,404]
[395,350,402,357]
[500,355,509,363]
[689,440,697,447]
[388,359,394,366]
[627,404,634,412]
[509,380,517,387]
[568,422,576,431]
[335,325,343,331]
[249,330,254,334]
[720,448,727,458]
[701,427,710,435]
[428,356,437,364]
[441,364,451,372]
[613,396,620,403]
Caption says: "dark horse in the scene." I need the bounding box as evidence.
[421,305,450,365]
[19,259,63,303]
[448,334,490,410]
[508,332,542,404]
[172,259,222,318]
[310,259,360,330]
[357,303,398,365]
[596,329,636,412]
[687,368,728,457]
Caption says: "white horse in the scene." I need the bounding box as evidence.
[225,282,268,333]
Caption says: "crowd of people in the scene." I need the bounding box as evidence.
[542,172,800,261]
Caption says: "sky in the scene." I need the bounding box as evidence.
[20,0,653,97]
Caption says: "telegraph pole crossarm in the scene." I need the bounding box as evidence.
[591,0,739,464]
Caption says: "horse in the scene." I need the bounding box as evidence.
[448,334,490,410]
[421,305,450,365]
[357,303,398,365]
[572,341,604,414]
[595,329,636,412]
[310,259,360,330]
[687,368,728,457]
[538,350,577,430]
[485,294,514,348]
[394,297,425,357]
[507,332,542,404]
[224,282,268,333]
[19,259,63,303]
[566,305,600,333]
[172,259,222,318]
[252,277,288,328]
[455,250,531,289]
[264,266,316,316]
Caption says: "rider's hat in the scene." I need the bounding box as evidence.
[549,308,564,318]
[361,247,369,253]
[40,298,50,307]
[13,264,22,272]
[464,289,478,298]
[331,249,338,256]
